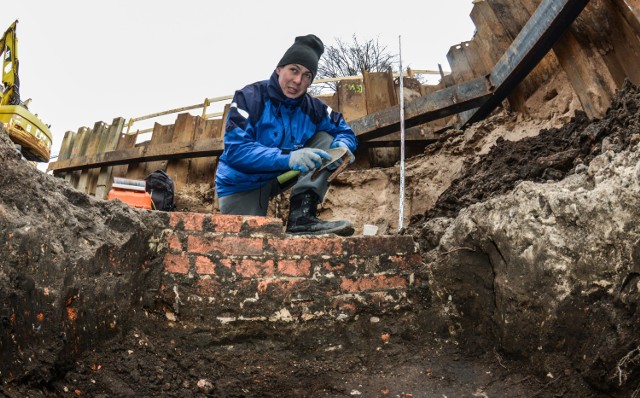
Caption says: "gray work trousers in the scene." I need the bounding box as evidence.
[218,131,334,216]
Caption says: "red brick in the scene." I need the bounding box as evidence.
[332,299,358,315]
[196,277,219,296]
[323,261,346,272]
[244,216,284,233]
[257,278,305,295]
[277,259,311,277]
[195,256,216,275]
[389,253,423,270]
[164,253,189,274]
[347,236,417,256]
[220,258,233,269]
[170,212,206,231]
[236,259,275,278]
[340,274,407,292]
[188,235,264,256]
[268,237,343,256]
[165,232,183,251]
[210,214,244,233]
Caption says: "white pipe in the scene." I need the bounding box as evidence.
[398,35,406,232]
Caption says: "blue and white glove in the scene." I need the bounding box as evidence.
[326,141,355,171]
[288,148,331,173]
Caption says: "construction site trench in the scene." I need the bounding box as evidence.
[2,70,640,396]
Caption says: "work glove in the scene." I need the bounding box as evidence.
[288,148,331,173]
[326,141,355,171]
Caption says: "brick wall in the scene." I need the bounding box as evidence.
[159,212,426,325]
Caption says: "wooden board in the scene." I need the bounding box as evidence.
[316,92,339,111]
[166,113,197,190]
[363,70,400,167]
[48,137,226,173]
[111,132,138,178]
[188,118,219,185]
[337,79,367,122]
[95,118,125,199]
[76,122,105,194]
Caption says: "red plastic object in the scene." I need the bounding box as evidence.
[107,188,153,210]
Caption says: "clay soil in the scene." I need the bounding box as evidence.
[4,81,640,397]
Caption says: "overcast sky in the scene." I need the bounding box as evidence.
[1,1,476,160]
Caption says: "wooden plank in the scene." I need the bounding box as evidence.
[613,0,640,32]
[188,118,219,184]
[577,0,640,87]
[367,125,438,146]
[76,122,105,194]
[65,127,90,186]
[447,41,481,123]
[363,70,400,167]
[53,130,76,179]
[110,132,138,178]
[363,70,397,112]
[609,0,640,85]
[349,76,493,141]
[316,92,339,112]
[95,118,125,199]
[551,29,616,118]
[488,0,542,110]
[47,137,226,173]
[141,122,175,177]
[337,79,367,122]
[461,0,592,126]
[166,113,198,190]
[471,0,514,66]
[217,103,231,138]
[58,130,75,162]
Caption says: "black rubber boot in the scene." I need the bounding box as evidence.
[286,191,354,236]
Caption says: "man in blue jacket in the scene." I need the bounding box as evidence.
[215,34,358,236]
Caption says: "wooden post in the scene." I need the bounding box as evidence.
[95,117,125,199]
[76,122,106,194]
[363,70,400,167]
[66,127,91,187]
[217,103,231,139]
[166,113,197,191]
[579,0,640,86]
[124,122,174,180]
[110,132,138,178]
[54,130,76,180]
[316,92,339,112]
[447,41,482,123]
[188,118,219,185]
[551,15,618,118]
[337,79,367,122]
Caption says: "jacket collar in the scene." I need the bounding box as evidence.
[267,70,303,108]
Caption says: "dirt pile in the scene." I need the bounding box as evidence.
[423,79,640,221]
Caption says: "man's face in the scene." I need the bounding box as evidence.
[277,64,313,99]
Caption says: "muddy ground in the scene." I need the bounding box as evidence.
[3,81,640,396]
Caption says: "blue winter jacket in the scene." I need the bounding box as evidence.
[215,71,358,197]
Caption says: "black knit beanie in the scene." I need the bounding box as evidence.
[277,34,324,79]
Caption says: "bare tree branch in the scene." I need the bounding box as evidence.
[312,34,397,94]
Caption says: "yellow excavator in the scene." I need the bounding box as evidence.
[0,20,51,162]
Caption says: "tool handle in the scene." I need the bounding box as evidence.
[277,170,301,185]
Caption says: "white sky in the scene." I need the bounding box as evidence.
[1,1,476,161]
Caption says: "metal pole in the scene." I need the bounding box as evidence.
[398,35,406,232]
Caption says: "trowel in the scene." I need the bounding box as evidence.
[277,146,350,185]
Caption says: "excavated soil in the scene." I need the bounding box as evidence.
[419,80,640,223]
[3,82,640,397]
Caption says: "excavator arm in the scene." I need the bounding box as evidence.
[0,20,20,106]
[0,19,52,162]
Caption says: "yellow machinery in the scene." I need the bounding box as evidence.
[0,20,51,162]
